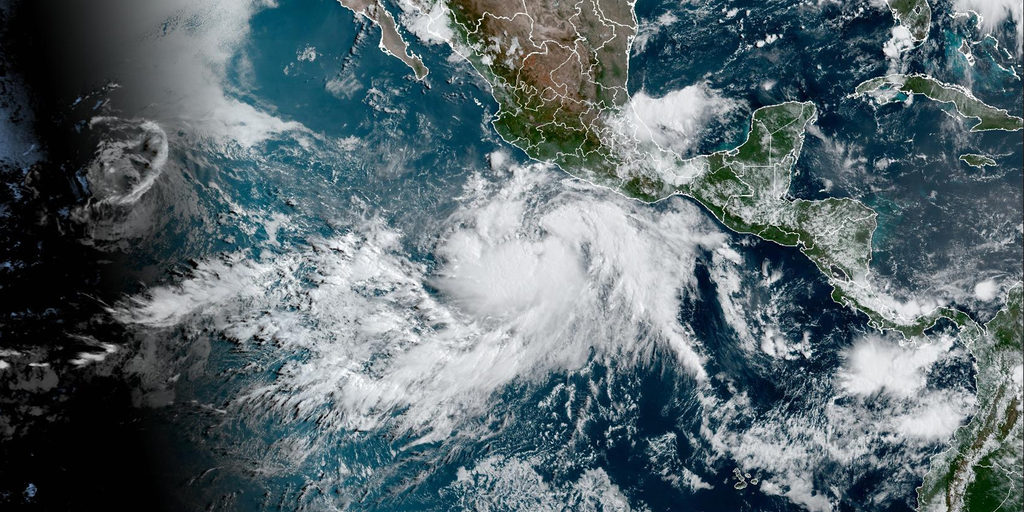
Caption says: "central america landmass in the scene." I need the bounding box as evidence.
[337,1,1022,511]
[364,0,936,333]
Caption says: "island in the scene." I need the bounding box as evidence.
[959,154,997,168]
[854,74,1024,132]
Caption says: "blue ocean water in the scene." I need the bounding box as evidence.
[1,0,1008,509]
[108,1,1007,510]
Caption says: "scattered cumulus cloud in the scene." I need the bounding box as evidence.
[698,332,975,512]
[297,45,318,62]
[448,456,634,511]
[633,12,679,54]
[325,71,364,99]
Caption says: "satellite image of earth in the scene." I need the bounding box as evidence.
[0,0,1021,510]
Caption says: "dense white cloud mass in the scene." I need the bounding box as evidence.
[955,0,1024,53]
[883,25,915,60]
[109,141,984,511]
[115,164,733,443]
[974,278,1000,301]
[838,335,950,398]
[53,0,314,245]
[136,0,305,148]
[626,85,738,156]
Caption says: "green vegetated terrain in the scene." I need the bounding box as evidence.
[441,4,882,306]
[678,102,876,284]
[433,1,1020,344]
[444,0,636,185]
[855,74,1024,132]
[359,2,1024,510]
[885,0,932,42]
[959,154,997,168]
[917,284,1023,512]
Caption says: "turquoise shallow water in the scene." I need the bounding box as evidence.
[0,0,1019,509]
[140,1,1011,510]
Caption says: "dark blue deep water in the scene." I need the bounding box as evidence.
[0,0,1018,510]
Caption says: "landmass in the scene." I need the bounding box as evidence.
[339,0,429,79]
[442,0,638,186]
[883,0,931,44]
[957,40,975,66]
[917,283,1023,512]
[368,0,985,334]
[678,102,877,285]
[959,153,997,168]
[419,1,877,289]
[349,1,1023,510]
[854,74,1024,132]
[832,290,974,339]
